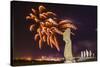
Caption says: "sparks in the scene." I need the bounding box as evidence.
[26,5,77,51]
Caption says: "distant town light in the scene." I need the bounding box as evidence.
[26,57,32,61]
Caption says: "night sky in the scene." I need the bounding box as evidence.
[11,1,97,59]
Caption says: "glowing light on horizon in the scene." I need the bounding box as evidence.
[34,55,64,61]
[15,57,32,61]
[26,57,32,61]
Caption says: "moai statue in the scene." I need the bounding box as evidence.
[63,28,75,63]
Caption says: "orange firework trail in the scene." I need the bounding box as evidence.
[26,5,77,51]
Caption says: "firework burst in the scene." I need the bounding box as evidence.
[26,5,77,51]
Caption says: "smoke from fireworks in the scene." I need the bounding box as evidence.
[26,5,77,51]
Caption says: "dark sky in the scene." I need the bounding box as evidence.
[11,1,97,59]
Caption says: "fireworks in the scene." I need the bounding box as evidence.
[26,5,77,51]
